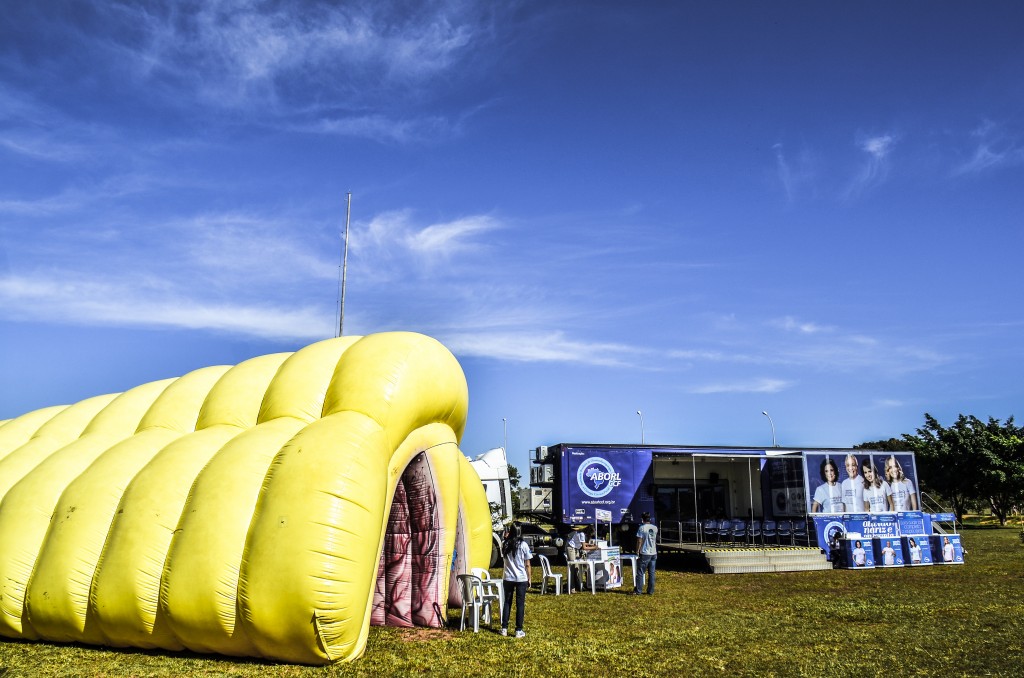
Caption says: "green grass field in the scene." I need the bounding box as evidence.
[2,524,1022,677]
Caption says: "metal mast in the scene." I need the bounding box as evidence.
[338,191,351,337]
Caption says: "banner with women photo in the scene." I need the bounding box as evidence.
[803,450,920,515]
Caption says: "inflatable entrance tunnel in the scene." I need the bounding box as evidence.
[0,332,492,664]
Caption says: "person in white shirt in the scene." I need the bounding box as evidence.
[861,460,893,513]
[885,456,919,511]
[908,537,922,564]
[499,523,532,638]
[942,536,955,562]
[565,525,597,592]
[841,454,864,513]
[880,540,897,566]
[852,540,867,566]
[811,458,844,513]
[633,512,658,595]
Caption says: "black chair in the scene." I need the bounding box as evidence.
[701,518,719,545]
[728,519,747,546]
[761,520,777,546]
[776,520,793,546]
[792,518,809,546]
[746,519,762,546]
[718,518,733,544]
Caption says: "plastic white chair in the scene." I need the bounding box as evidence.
[456,574,500,632]
[538,554,563,595]
[471,567,504,615]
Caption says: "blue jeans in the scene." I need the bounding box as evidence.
[501,580,528,631]
[635,554,656,594]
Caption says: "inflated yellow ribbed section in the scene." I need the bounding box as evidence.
[0,332,491,664]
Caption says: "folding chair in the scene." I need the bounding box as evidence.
[729,519,747,546]
[741,520,757,548]
[761,520,776,546]
[456,574,500,632]
[702,518,719,546]
[717,518,732,544]
[776,520,792,546]
[538,554,563,595]
[792,518,809,546]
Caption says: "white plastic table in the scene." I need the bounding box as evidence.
[619,554,639,590]
[566,559,598,594]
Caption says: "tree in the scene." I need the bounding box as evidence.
[853,438,907,452]
[973,417,1024,524]
[903,413,1024,524]
[508,464,522,514]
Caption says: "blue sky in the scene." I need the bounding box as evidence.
[2,1,1023,476]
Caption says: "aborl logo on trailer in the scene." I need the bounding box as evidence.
[577,457,622,498]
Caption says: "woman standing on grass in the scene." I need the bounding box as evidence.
[500,522,532,638]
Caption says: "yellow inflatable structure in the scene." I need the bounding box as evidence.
[0,332,492,664]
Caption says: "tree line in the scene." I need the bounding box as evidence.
[857,413,1024,524]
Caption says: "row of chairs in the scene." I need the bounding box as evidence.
[695,518,809,547]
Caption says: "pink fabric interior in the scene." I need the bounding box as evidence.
[370,452,446,628]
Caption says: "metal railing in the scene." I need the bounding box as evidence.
[920,491,958,534]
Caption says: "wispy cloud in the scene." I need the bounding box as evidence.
[953,119,1024,175]
[0,134,91,164]
[688,378,791,395]
[0,273,330,340]
[843,133,896,199]
[96,2,494,116]
[772,142,815,202]
[668,315,947,376]
[0,2,510,153]
[178,212,338,284]
[773,316,832,334]
[443,331,641,367]
[295,114,453,144]
[354,209,501,272]
[0,173,160,216]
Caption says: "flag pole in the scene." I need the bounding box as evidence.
[338,192,351,337]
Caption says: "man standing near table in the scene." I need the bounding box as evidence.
[633,512,658,595]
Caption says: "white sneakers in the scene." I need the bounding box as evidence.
[514,630,526,638]
[499,629,507,636]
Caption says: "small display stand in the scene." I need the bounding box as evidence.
[835,535,875,569]
[900,535,933,566]
[872,538,904,568]
[587,546,623,589]
[931,534,965,564]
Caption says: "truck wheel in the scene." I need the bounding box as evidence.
[490,540,500,568]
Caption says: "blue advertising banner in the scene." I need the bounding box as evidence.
[836,537,875,569]
[897,511,932,536]
[811,515,848,558]
[901,535,933,565]
[562,447,654,524]
[845,513,900,540]
[873,537,904,567]
[932,534,965,564]
[803,450,920,515]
